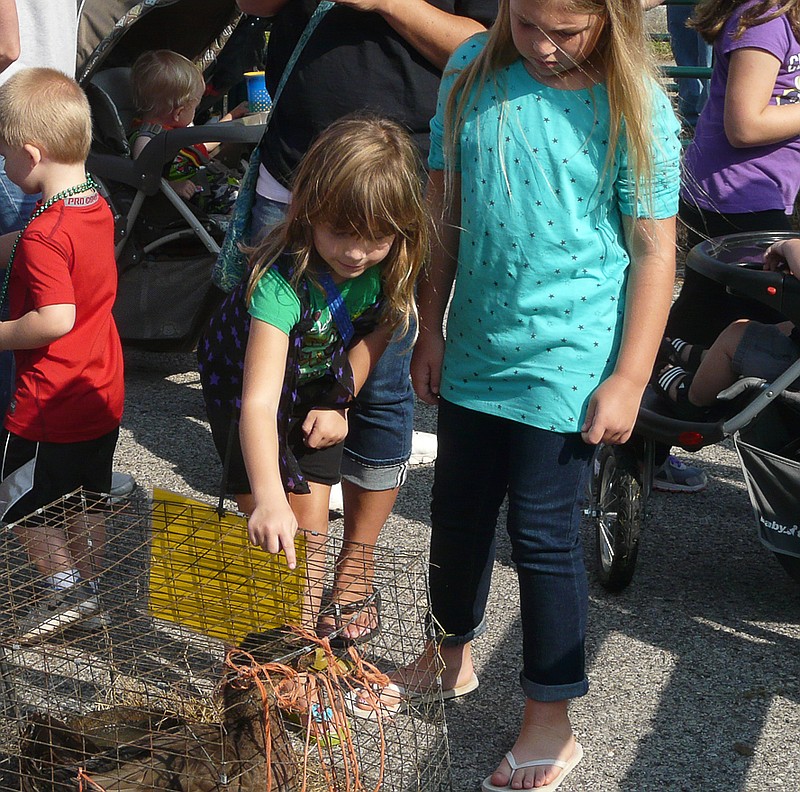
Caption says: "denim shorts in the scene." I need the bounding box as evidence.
[250,193,415,491]
[733,322,800,387]
[340,333,414,490]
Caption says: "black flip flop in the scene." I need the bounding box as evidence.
[665,337,705,371]
[318,589,381,647]
[653,365,709,421]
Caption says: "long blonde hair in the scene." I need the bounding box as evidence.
[690,0,800,43]
[246,116,428,338]
[443,0,660,207]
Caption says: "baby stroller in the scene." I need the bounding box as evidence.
[76,0,268,351]
[586,231,800,591]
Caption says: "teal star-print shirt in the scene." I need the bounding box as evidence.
[429,34,681,432]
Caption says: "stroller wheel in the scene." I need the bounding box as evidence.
[774,553,800,585]
[593,444,644,592]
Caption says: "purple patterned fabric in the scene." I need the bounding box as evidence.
[198,254,382,493]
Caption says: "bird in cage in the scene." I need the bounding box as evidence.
[18,672,299,792]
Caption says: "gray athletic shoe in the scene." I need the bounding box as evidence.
[16,583,104,645]
[109,471,136,499]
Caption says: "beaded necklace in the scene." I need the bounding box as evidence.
[0,175,98,310]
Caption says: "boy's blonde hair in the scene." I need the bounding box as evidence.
[247,116,429,338]
[131,50,204,119]
[443,0,660,208]
[0,68,91,163]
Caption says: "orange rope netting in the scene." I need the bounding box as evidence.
[224,626,393,792]
[74,627,398,792]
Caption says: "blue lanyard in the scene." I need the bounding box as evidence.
[318,272,355,346]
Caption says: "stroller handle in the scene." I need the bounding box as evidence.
[686,231,800,326]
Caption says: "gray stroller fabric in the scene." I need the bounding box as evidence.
[735,401,800,559]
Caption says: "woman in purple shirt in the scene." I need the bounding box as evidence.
[668,0,800,346]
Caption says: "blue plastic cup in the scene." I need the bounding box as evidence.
[244,71,271,113]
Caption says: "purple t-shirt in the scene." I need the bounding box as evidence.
[682,3,800,214]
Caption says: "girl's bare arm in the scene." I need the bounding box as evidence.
[724,48,800,147]
[239,319,300,566]
[582,215,676,445]
[301,324,392,449]
[411,169,460,404]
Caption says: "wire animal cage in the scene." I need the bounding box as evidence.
[0,489,452,791]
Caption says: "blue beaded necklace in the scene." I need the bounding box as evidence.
[0,175,98,310]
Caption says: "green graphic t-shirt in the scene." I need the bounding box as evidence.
[249,264,383,383]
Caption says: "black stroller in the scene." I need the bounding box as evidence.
[76,0,268,351]
[586,232,800,591]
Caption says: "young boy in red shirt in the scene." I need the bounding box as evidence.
[0,67,124,643]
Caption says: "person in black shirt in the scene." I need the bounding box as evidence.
[236,0,496,643]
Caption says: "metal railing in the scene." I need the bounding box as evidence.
[653,0,713,85]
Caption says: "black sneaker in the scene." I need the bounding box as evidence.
[16,583,103,645]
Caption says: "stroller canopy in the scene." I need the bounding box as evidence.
[77,0,241,84]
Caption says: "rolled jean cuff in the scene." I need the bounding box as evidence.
[431,617,488,647]
[340,455,409,491]
[520,672,589,702]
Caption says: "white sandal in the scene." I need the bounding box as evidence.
[481,742,584,792]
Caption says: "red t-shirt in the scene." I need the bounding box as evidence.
[4,193,124,443]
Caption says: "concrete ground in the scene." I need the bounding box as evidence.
[110,9,800,789]
[116,346,799,792]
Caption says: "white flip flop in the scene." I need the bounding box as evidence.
[344,682,403,721]
[399,671,480,705]
[481,742,584,792]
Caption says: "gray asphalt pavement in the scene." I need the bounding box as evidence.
[117,346,800,792]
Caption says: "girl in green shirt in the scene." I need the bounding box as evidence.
[198,116,428,626]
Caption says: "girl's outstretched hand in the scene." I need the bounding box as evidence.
[581,373,645,446]
[410,329,444,404]
[248,500,300,569]
[302,407,348,448]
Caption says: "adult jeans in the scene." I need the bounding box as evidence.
[0,157,38,415]
[0,158,37,234]
[667,5,712,128]
[429,399,592,702]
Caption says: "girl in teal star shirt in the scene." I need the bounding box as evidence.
[407,0,680,788]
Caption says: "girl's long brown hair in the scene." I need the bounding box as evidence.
[246,116,428,339]
[690,0,800,43]
[442,0,661,212]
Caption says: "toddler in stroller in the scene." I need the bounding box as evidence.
[588,232,800,591]
[79,1,265,350]
[129,49,248,227]
[655,237,800,420]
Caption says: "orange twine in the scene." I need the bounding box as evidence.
[224,625,393,792]
[76,767,107,791]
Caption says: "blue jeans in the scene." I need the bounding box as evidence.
[429,399,592,702]
[0,157,38,415]
[250,192,289,244]
[0,158,38,234]
[667,5,712,127]
[250,193,414,490]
